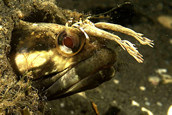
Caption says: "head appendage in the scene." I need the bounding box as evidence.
[70,19,153,63]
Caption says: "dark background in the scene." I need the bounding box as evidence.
[45,0,172,115]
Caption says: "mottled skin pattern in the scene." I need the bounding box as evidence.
[1,0,116,102]
[6,0,153,100]
[9,20,116,99]
[0,0,154,114]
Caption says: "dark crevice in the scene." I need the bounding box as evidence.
[23,10,55,23]
[2,0,11,8]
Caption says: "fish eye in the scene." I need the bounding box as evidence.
[56,30,85,56]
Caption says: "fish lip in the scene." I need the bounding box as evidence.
[48,66,115,100]
[39,48,116,100]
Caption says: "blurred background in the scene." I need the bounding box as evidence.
[44,0,172,115]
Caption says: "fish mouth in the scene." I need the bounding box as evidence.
[48,66,115,100]
[33,48,116,100]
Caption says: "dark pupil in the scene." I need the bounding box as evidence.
[63,36,74,48]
